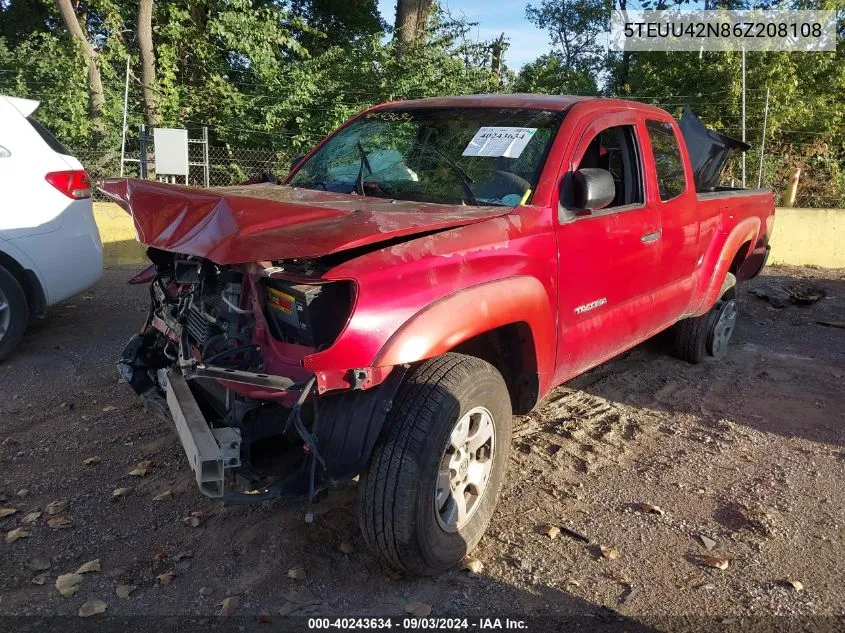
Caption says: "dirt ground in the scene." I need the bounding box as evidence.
[1,264,844,626]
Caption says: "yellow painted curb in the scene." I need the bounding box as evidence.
[94,202,147,266]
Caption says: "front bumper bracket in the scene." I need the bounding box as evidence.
[165,369,240,497]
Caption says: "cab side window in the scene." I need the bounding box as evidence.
[575,125,643,209]
[646,120,687,201]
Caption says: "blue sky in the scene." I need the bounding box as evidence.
[375,0,553,69]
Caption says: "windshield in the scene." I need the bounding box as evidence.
[289,107,562,207]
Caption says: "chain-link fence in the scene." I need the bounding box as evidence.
[74,143,300,200]
[72,116,844,209]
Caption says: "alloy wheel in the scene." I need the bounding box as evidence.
[709,299,737,358]
[434,406,496,532]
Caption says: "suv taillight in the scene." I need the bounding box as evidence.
[45,170,91,199]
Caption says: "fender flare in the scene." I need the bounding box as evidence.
[372,275,556,391]
[691,216,760,316]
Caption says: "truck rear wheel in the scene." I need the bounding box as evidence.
[359,353,512,575]
[0,265,28,362]
[673,273,737,364]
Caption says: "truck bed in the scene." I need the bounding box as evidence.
[696,187,775,282]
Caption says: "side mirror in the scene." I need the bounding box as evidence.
[571,168,615,213]
[290,155,305,173]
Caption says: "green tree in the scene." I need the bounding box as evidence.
[54,0,107,133]
[513,53,599,94]
[289,0,384,55]
[610,1,844,204]
[524,0,609,90]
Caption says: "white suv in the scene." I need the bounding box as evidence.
[0,95,103,360]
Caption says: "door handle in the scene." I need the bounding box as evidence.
[640,231,661,243]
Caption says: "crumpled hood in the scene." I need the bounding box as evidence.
[100,179,512,265]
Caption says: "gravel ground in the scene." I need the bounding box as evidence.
[1,264,844,625]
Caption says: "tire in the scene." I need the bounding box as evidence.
[673,272,737,364]
[359,353,512,575]
[0,265,28,362]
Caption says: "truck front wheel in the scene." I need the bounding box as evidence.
[359,353,512,575]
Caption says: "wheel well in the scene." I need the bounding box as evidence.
[0,250,45,317]
[729,241,752,276]
[450,322,539,415]
[723,242,751,301]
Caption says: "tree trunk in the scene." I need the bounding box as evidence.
[54,0,105,134]
[394,0,434,55]
[137,0,159,127]
[490,33,505,78]
[613,0,630,94]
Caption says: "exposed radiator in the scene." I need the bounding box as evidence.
[191,376,228,414]
[185,281,232,349]
[187,305,214,348]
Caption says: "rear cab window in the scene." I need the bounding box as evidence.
[646,120,687,201]
[27,116,70,156]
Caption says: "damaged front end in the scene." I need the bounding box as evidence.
[119,249,403,506]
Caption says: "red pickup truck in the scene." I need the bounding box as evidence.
[104,94,774,575]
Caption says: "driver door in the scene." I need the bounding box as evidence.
[553,113,662,382]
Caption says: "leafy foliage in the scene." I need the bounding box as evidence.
[523,0,844,206]
[512,54,599,95]
[0,1,504,153]
[0,0,841,205]
[526,0,608,77]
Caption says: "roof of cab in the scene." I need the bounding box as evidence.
[370,93,672,118]
[373,94,594,111]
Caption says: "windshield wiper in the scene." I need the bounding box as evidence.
[355,140,372,196]
[421,144,479,206]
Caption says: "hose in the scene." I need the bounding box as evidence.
[285,375,326,469]
[224,376,324,511]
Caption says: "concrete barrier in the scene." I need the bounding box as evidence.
[769,208,845,268]
[94,202,845,268]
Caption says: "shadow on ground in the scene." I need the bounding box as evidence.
[560,272,845,449]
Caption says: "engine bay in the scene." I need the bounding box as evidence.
[118,251,360,498]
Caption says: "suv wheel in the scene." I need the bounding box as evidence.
[359,353,512,575]
[0,265,28,362]
[673,272,737,364]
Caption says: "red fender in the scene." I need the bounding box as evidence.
[373,276,556,395]
[691,215,760,317]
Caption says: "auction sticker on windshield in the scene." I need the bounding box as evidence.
[462,127,537,159]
